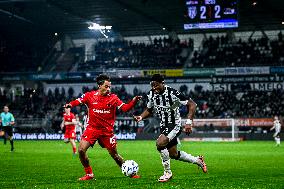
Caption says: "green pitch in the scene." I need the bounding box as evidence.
[0,140,283,189]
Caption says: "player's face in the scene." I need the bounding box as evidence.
[64,107,70,114]
[99,80,111,95]
[3,106,9,113]
[151,81,164,94]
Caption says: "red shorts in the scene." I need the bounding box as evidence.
[64,129,76,139]
[81,127,117,150]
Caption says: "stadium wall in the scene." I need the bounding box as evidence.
[10,132,282,141]
[43,81,284,96]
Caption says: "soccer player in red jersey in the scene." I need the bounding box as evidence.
[61,106,77,155]
[65,74,142,181]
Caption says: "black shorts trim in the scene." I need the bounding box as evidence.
[165,130,182,149]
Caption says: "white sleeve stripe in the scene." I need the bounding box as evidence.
[77,98,82,103]
[118,103,125,109]
[180,100,188,105]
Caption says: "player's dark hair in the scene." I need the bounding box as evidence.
[63,105,71,109]
[96,74,110,86]
[151,74,164,83]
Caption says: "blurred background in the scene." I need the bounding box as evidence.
[0,0,283,141]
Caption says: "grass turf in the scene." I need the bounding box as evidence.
[0,140,283,189]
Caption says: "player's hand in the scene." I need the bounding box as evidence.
[133,115,143,122]
[183,124,193,135]
[133,96,142,101]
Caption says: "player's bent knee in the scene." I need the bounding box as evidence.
[169,151,181,160]
[78,147,87,154]
[169,153,179,160]
[156,144,166,151]
[156,140,168,151]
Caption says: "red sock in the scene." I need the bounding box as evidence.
[84,166,93,175]
[73,147,76,153]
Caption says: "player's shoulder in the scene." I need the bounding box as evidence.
[147,90,154,96]
[82,90,96,98]
[166,85,179,94]
[83,91,92,96]
[166,85,176,92]
[109,93,119,98]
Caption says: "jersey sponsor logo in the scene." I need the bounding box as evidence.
[155,106,172,113]
[92,108,111,114]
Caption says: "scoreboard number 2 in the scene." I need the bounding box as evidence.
[199,5,221,19]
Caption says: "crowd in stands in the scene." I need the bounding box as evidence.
[78,33,284,71]
[188,32,284,68]
[183,85,284,118]
[78,37,193,71]
[2,33,284,73]
[1,84,283,133]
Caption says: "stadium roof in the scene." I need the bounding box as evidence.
[0,0,284,38]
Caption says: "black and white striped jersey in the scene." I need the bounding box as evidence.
[147,85,189,127]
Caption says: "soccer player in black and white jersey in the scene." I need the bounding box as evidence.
[134,74,207,182]
[270,116,281,146]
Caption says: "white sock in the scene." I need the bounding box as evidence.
[160,149,171,173]
[275,137,280,145]
[277,138,281,145]
[178,151,198,164]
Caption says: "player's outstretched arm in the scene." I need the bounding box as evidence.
[66,93,88,108]
[64,119,77,126]
[60,120,64,130]
[270,125,275,131]
[120,96,142,112]
[183,99,197,135]
[133,108,152,122]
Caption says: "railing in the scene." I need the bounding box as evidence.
[15,118,52,133]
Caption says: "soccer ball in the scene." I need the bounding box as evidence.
[121,160,139,177]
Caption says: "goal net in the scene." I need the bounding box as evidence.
[182,118,239,141]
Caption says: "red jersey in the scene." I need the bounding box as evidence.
[71,90,124,133]
[63,112,76,130]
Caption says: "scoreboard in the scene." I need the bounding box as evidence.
[184,0,238,30]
